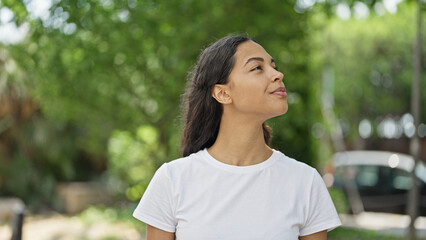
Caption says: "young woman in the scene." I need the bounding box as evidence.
[133,35,341,240]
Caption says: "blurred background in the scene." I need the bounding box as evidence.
[0,0,424,239]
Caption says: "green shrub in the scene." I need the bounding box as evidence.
[329,187,349,214]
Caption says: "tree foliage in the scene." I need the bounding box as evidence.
[1,0,321,204]
[313,2,426,141]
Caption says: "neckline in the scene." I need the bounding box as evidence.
[200,148,278,173]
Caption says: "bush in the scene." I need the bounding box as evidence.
[329,187,349,214]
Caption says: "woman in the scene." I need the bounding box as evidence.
[133,35,341,240]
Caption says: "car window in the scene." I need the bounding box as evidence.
[355,166,379,187]
[391,168,411,190]
[416,164,426,184]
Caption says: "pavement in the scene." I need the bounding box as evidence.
[1,211,426,239]
[340,212,426,238]
[0,213,144,240]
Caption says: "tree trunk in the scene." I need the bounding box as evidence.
[408,0,422,239]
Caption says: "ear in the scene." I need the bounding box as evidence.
[212,84,232,104]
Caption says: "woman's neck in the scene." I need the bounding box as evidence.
[207,113,272,166]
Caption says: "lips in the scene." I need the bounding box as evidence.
[271,87,287,97]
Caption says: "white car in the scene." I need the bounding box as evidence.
[332,150,426,215]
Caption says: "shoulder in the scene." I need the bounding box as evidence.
[161,149,208,176]
[271,149,318,186]
[272,149,316,176]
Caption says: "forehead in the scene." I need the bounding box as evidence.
[233,41,271,66]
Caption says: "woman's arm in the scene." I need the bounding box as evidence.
[299,230,327,240]
[146,224,175,240]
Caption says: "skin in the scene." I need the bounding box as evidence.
[146,225,174,240]
[208,40,287,166]
[146,41,327,240]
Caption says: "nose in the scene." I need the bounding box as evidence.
[272,69,284,82]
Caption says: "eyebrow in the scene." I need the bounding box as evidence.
[244,57,275,66]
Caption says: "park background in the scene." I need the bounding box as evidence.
[0,0,425,239]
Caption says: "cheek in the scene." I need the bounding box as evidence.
[234,83,264,100]
[234,78,267,94]
[232,83,268,108]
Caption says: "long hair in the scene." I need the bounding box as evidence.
[181,35,272,157]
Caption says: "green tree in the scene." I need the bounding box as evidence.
[1,0,321,203]
[313,2,425,142]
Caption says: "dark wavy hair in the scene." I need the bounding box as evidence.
[181,35,272,157]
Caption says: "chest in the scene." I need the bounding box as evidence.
[172,171,308,240]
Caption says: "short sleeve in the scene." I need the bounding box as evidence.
[300,169,342,236]
[133,163,176,232]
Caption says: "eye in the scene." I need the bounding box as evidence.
[251,65,262,71]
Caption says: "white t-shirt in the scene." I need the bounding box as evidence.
[133,149,341,240]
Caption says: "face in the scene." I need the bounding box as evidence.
[225,40,288,120]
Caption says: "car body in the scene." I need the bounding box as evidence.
[332,150,426,216]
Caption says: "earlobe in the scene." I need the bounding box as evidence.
[212,84,232,104]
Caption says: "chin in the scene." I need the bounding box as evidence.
[277,109,288,117]
[276,104,288,115]
[267,108,288,119]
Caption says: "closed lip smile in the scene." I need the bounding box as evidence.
[271,87,287,97]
